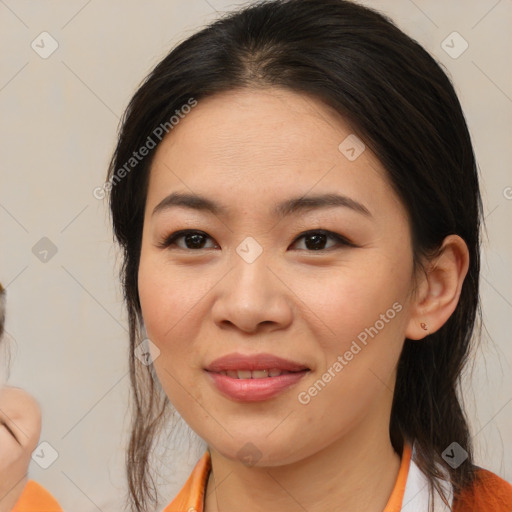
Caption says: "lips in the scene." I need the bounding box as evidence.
[216,369,294,379]
[204,352,310,402]
[205,353,309,373]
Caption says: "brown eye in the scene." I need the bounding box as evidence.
[291,230,355,251]
[158,230,217,250]
[158,229,355,252]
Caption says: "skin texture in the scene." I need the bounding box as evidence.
[138,87,469,512]
[0,387,42,512]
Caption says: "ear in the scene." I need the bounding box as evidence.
[405,235,469,340]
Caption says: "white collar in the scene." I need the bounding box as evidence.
[400,443,453,511]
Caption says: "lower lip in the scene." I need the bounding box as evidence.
[206,371,309,402]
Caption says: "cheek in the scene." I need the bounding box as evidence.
[297,257,412,414]
[137,258,204,405]
[137,251,216,381]
[301,260,410,344]
[137,253,189,350]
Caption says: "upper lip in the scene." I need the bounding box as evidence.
[205,352,309,372]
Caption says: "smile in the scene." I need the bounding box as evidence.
[214,369,297,379]
[204,352,310,401]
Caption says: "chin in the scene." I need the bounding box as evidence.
[206,432,313,468]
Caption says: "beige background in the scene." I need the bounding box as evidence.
[1,0,511,510]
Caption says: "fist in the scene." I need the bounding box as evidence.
[0,386,42,512]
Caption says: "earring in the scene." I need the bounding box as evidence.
[420,322,428,331]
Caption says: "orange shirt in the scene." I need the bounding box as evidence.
[163,443,512,512]
[12,446,512,511]
[11,480,63,512]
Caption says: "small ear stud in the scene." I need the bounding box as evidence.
[420,322,428,331]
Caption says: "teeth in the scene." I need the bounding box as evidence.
[218,369,289,379]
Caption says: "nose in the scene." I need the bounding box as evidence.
[210,252,293,335]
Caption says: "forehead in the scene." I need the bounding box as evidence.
[157,87,358,167]
[146,87,403,220]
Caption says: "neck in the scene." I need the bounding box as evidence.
[204,415,402,512]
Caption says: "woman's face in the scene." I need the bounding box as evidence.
[138,87,417,466]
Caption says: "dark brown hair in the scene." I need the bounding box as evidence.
[107,0,482,510]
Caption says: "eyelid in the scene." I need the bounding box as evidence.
[157,229,356,251]
[293,229,356,248]
[156,229,216,250]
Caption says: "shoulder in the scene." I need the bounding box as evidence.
[453,467,512,512]
[12,479,63,512]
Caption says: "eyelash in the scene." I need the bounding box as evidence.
[156,229,356,252]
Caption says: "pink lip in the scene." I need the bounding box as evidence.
[205,352,310,402]
[205,352,309,372]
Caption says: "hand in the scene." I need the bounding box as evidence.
[0,387,42,512]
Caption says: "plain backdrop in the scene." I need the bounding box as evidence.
[1,0,511,510]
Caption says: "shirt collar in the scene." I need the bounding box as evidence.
[164,440,453,512]
[399,442,453,512]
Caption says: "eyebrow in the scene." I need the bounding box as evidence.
[152,191,372,218]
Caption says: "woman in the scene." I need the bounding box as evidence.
[0,284,62,511]
[106,0,512,510]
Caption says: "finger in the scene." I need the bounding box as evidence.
[0,387,42,451]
